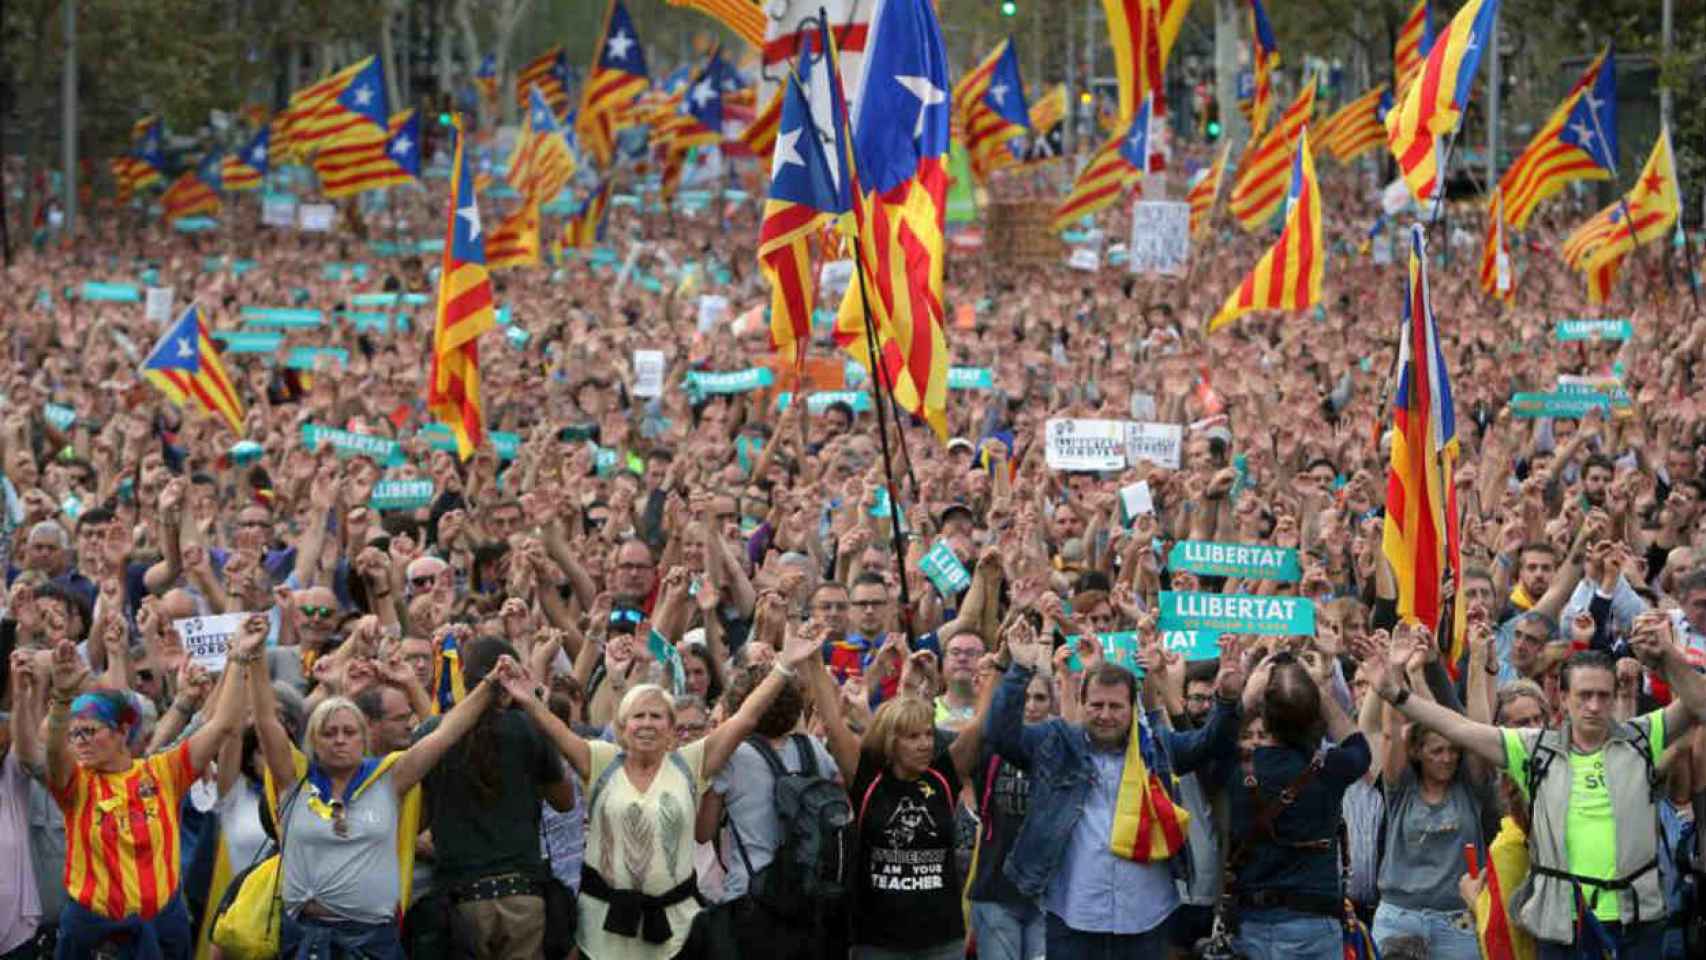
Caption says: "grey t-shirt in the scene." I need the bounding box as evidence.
[710,735,838,902]
[282,769,402,924]
[1377,766,1485,911]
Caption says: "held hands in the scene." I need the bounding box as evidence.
[49,640,88,700]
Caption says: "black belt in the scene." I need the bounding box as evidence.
[451,872,543,905]
[581,867,698,945]
[1235,890,1343,917]
[1530,858,1658,891]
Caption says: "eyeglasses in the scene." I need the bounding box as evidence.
[617,561,653,573]
[675,720,708,735]
[813,601,849,612]
[609,608,645,625]
[850,599,886,609]
[408,575,437,589]
[298,605,337,620]
[237,519,270,529]
[67,726,106,743]
[1184,693,1215,704]
[135,669,156,683]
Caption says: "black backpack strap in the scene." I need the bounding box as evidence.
[788,734,818,779]
[747,735,792,780]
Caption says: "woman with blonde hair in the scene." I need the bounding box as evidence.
[491,617,822,959]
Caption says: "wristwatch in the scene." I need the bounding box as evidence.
[1385,685,1411,707]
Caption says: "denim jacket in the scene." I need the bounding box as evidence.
[984,663,1240,900]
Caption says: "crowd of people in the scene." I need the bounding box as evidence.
[1,128,1705,960]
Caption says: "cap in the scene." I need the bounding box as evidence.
[946,437,975,455]
[938,501,976,526]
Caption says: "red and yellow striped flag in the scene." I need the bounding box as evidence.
[1103,0,1186,122]
[486,202,541,270]
[141,305,245,436]
[666,0,765,48]
[1385,0,1500,207]
[428,119,499,460]
[1479,187,1514,303]
[1228,77,1316,231]
[1498,48,1614,230]
[1319,85,1389,163]
[1186,141,1231,238]
[740,87,782,159]
[1209,128,1323,332]
[1393,0,1433,96]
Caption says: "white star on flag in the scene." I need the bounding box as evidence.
[773,126,805,171]
[895,74,946,139]
[988,83,1009,107]
[691,79,716,109]
[353,85,374,107]
[1570,121,1595,147]
[251,144,266,163]
[391,135,414,157]
[458,201,481,241]
[606,29,635,62]
[176,337,195,359]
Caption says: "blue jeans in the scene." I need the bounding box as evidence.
[1370,901,1479,960]
[1535,919,1664,960]
[55,896,192,960]
[280,913,405,960]
[971,900,1045,960]
[1043,910,1170,959]
[1231,908,1341,960]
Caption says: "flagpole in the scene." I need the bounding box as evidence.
[850,242,919,645]
[1680,225,1702,311]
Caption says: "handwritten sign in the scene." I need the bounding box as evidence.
[1125,421,1183,470]
[1158,590,1315,636]
[175,613,248,672]
[1128,201,1191,275]
[145,287,175,324]
[297,203,335,232]
[1045,418,1127,471]
[633,350,666,398]
[1168,540,1301,582]
[919,541,973,596]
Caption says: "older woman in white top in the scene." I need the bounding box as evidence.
[493,620,819,960]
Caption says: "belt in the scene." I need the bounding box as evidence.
[1235,890,1343,917]
[581,867,698,945]
[451,872,543,904]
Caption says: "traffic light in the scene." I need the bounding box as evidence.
[438,112,453,127]
[1000,1,1016,15]
[1204,101,1221,141]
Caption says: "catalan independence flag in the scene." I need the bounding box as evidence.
[516,46,571,115]
[427,119,499,460]
[220,126,269,192]
[474,53,498,102]
[1563,127,1681,303]
[1242,0,1280,135]
[1228,76,1316,231]
[313,110,421,199]
[1480,186,1515,303]
[833,0,953,439]
[1393,0,1434,95]
[124,116,166,192]
[288,55,391,154]
[667,0,766,49]
[507,89,577,205]
[761,30,852,368]
[576,0,650,168]
[1209,127,1322,333]
[1498,47,1616,230]
[1382,223,1461,641]
[1318,84,1389,163]
[142,305,245,435]
[954,38,1031,181]
[740,88,783,159]
[486,201,542,270]
[1186,141,1231,238]
[162,157,222,223]
[1385,0,1501,208]
[1103,0,1185,122]
[563,181,611,250]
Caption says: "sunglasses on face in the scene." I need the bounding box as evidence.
[609,608,644,625]
[299,605,337,620]
[67,726,107,743]
[409,575,437,589]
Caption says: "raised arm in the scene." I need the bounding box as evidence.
[495,655,592,781]
[700,616,820,778]
[185,614,265,773]
[44,640,91,795]
[1632,612,1706,743]
[801,634,862,784]
[8,652,46,779]
[1364,640,1506,767]
[247,638,301,789]
[389,668,497,795]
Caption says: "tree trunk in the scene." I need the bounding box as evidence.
[436,0,455,97]
[380,2,403,115]
[1214,0,1248,149]
[452,0,489,129]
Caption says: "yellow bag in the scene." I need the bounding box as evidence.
[210,853,283,960]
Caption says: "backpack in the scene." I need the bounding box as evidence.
[732,734,853,917]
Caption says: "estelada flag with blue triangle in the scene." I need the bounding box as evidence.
[576,0,650,167]
[833,0,953,439]
[141,304,245,435]
[427,117,498,460]
[221,126,269,192]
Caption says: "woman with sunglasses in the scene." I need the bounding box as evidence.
[247,616,504,960]
[37,615,258,959]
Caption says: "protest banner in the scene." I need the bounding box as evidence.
[175,613,248,672]
[1125,422,1183,469]
[1554,318,1633,341]
[300,424,405,465]
[1158,590,1315,636]
[919,540,972,596]
[1127,201,1191,276]
[370,480,436,512]
[684,368,775,395]
[80,281,141,302]
[633,350,666,398]
[775,390,873,415]
[298,203,335,232]
[145,287,175,323]
[1510,391,1612,418]
[241,307,324,329]
[1045,418,1128,471]
[947,366,994,390]
[1067,247,1101,272]
[1168,540,1302,582]
[261,194,298,227]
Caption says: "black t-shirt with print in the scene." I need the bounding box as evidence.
[967,744,1031,906]
[850,749,965,950]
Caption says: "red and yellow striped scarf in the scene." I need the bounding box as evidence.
[1109,717,1190,862]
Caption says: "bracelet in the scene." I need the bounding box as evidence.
[771,662,798,679]
[1384,685,1411,707]
[232,651,263,665]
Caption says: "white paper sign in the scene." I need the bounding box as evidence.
[174,613,248,673]
[1067,248,1101,272]
[1127,201,1191,276]
[1129,391,1157,421]
[145,287,175,324]
[1380,178,1416,216]
[1120,480,1155,520]
[819,259,855,299]
[696,294,729,333]
[298,203,335,232]
[1045,418,1128,472]
[261,196,297,228]
[1495,251,1511,292]
[1125,421,1184,470]
[633,350,666,398]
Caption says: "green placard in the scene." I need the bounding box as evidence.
[286,347,348,371]
[42,403,78,431]
[300,424,404,465]
[1554,318,1632,341]
[1066,632,1142,673]
[349,292,400,307]
[1509,391,1611,419]
[1158,590,1315,636]
[1064,630,1221,673]
[1168,541,1301,582]
[337,311,394,334]
[775,390,872,414]
[172,217,219,233]
[241,307,324,329]
[402,293,430,306]
[212,331,283,354]
[684,368,775,395]
[370,479,436,511]
[947,366,995,390]
[79,281,142,302]
[417,424,520,460]
[919,540,972,596]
